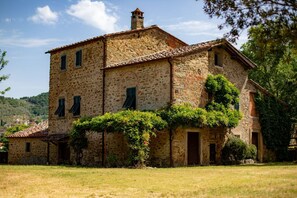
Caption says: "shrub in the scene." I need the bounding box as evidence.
[222,135,247,163]
[222,135,257,164]
[246,144,257,160]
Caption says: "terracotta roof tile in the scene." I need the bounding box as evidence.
[7,121,48,138]
[105,39,226,69]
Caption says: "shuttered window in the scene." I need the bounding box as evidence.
[75,50,82,67]
[61,55,66,70]
[69,96,81,116]
[123,87,136,109]
[55,98,65,117]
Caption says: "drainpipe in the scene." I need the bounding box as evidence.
[102,37,107,167]
[168,57,174,167]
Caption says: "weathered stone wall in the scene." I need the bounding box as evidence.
[105,60,171,112]
[149,130,170,167]
[8,138,47,164]
[106,28,186,65]
[169,47,264,164]
[49,41,104,135]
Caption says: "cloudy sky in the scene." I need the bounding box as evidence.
[0,0,247,98]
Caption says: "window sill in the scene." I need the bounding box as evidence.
[73,115,81,118]
[75,65,82,68]
[57,116,66,120]
[214,65,223,68]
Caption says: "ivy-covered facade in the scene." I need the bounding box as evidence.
[11,8,279,166]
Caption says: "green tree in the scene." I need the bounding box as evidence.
[241,26,297,118]
[0,50,10,95]
[199,0,297,43]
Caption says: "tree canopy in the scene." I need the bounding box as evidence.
[200,0,297,43]
[0,50,10,95]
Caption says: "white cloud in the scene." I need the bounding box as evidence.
[29,5,58,25]
[165,20,222,37]
[0,37,59,48]
[4,18,12,23]
[66,0,118,33]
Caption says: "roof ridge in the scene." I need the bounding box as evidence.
[46,25,159,53]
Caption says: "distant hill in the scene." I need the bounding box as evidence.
[0,92,48,127]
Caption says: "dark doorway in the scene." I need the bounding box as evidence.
[252,132,259,160]
[58,142,70,164]
[209,144,216,164]
[0,152,8,164]
[187,132,200,165]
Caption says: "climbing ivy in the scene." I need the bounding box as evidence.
[255,93,292,161]
[71,111,166,167]
[70,74,242,167]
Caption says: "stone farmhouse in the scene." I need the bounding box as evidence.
[8,8,270,166]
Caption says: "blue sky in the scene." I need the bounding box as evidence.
[0,0,247,98]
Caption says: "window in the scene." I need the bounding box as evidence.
[214,53,222,67]
[25,142,31,152]
[61,55,66,70]
[55,98,65,117]
[69,96,81,116]
[75,50,82,67]
[123,87,136,109]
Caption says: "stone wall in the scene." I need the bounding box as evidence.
[49,41,104,135]
[168,47,264,164]
[105,60,171,112]
[8,138,47,164]
[106,28,186,65]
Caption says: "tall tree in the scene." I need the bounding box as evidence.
[241,26,297,118]
[200,0,297,43]
[0,50,10,95]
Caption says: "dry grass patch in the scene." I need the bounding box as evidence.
[0,164,297,197]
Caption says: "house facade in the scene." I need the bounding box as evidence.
[43,8,267,166]
[7,121,48,164]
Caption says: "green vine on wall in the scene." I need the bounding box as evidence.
[255,93,292,160]
[69,74,242,167]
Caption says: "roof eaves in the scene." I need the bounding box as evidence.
[224,41,257,69]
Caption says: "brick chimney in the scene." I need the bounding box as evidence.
[131,8,144,30]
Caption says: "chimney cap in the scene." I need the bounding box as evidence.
[132,8,143,14]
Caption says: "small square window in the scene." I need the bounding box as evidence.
[69,96,81,116]
[123,87,136,109]
[55,98,65,117]
[25,142,31,152]
[75,50,82,67]
[214,53,223,67]
[61,55,66,70]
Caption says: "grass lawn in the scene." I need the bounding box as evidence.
[0,163,297,197]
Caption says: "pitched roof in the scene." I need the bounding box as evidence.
[45,25,187,54]
[7,121,48,138]
[105,39,256,69]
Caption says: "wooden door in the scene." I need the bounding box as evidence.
[252,132,259,160]
[58,142,70,164]
[187,132,200,165]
